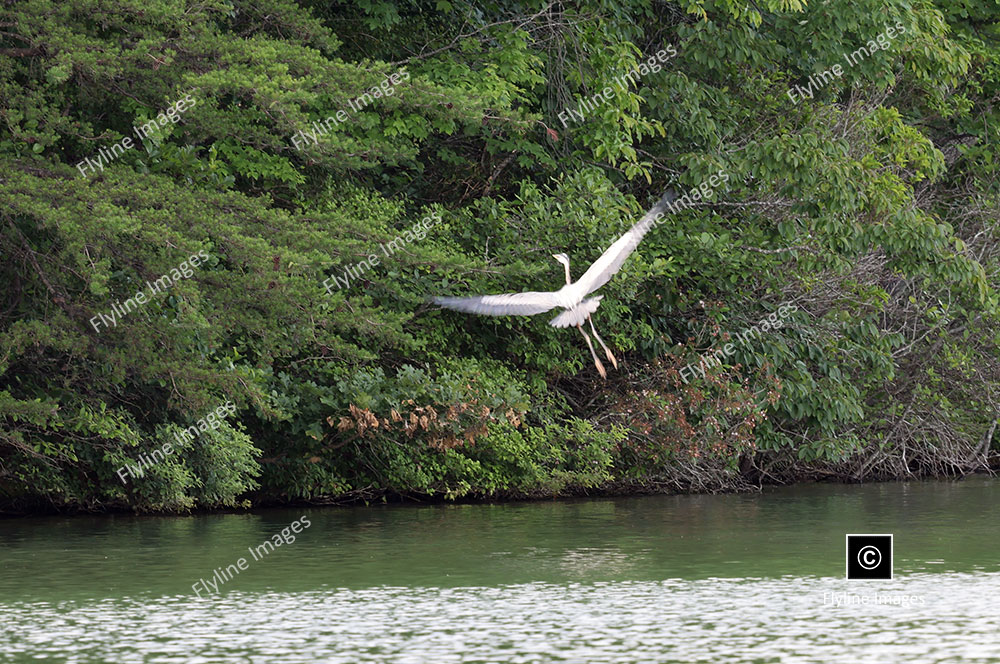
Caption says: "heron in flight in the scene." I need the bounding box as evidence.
[433,189,677,378]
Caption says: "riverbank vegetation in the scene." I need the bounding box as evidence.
[2,0,998,513]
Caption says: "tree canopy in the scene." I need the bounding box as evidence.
[1,0,998,511]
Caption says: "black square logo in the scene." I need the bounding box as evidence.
[846,534,893,579]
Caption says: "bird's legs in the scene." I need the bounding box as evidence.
[588,315,618,370]
[576,324,606,379]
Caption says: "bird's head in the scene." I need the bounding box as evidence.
[552,253,572,285]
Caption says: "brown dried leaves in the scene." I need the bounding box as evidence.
[327,399,521,450]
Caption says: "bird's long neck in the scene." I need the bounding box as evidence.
[563,260,572,285]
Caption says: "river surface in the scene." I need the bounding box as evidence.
[1,478,998,663]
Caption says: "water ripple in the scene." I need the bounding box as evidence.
[2,573,998,663]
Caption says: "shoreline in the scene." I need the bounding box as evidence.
[2,466,995,518]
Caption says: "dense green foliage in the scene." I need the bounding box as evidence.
[1,0,998,512]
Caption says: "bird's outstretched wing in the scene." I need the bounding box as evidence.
[432,291,560,317]
[574,189,677,296]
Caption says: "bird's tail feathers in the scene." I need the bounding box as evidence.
[549,296,603,328]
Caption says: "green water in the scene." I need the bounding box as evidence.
[2,478,999,662]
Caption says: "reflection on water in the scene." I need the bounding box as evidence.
[556,547,644,577]
[1,477,999,662]
[3,575,999,663]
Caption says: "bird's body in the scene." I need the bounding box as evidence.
[432,189,677,378]
[549,296,603,329]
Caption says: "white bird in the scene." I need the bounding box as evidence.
[433,189,677,378]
